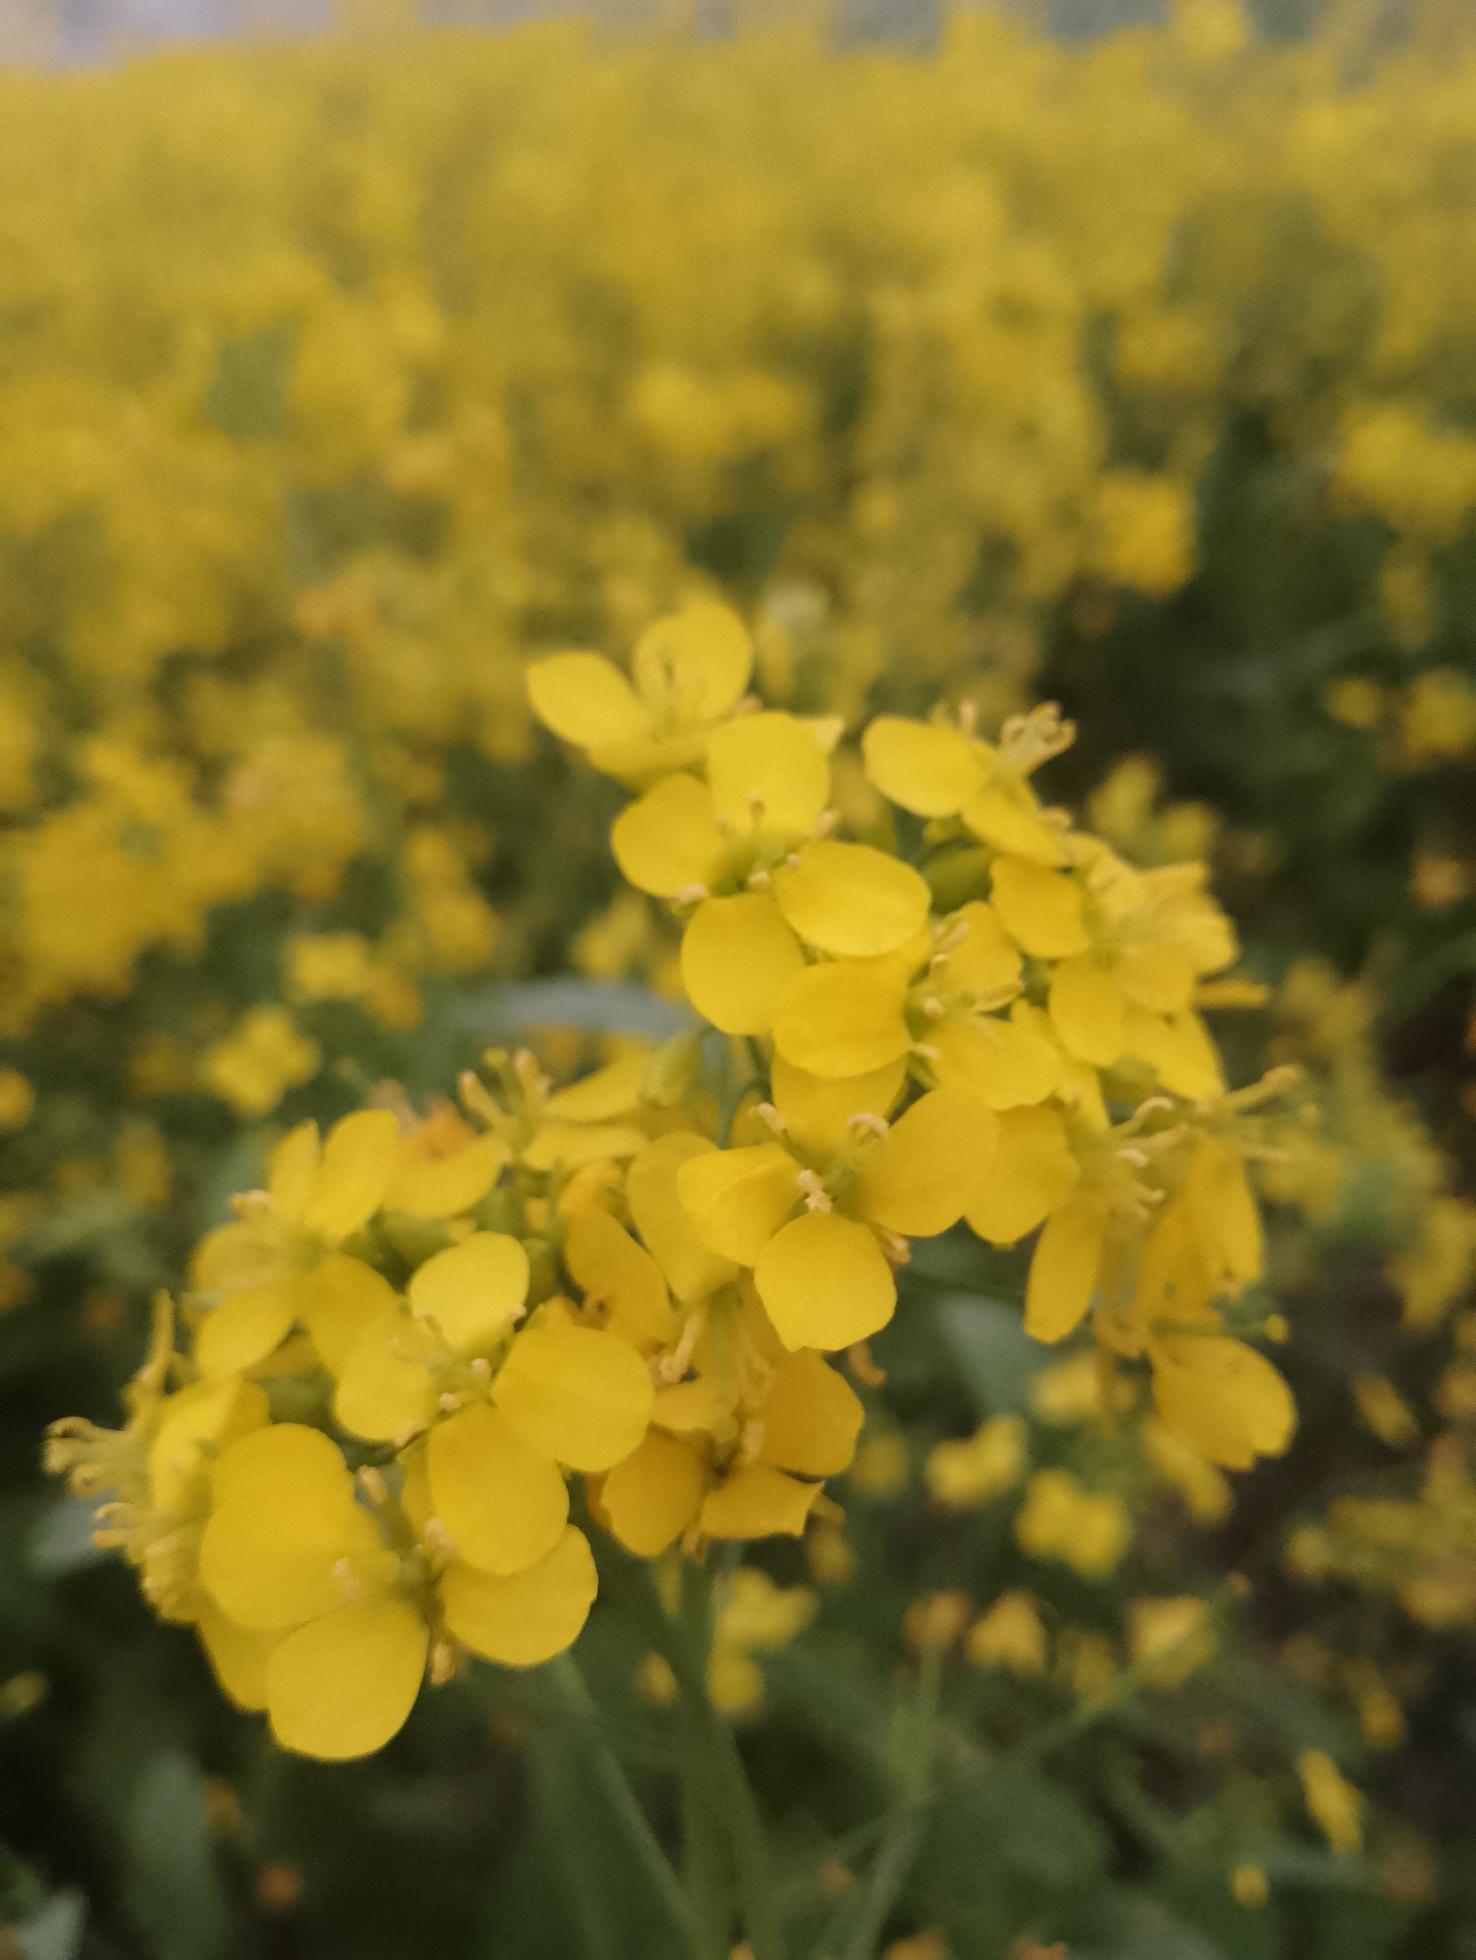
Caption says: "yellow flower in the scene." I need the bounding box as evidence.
[1297,1749,1363,1857]
[599,1341,862,1553]
[0,1070,35,1131]
[528,602,754,783]
[924,1415,1026,1510]
[676,1064,995,1349]
[612,710,928,1037]
[965,1591,1048,1674]
[1015,1469,1131,1579]
[199,1423,596,1759]
[862,704,1075,868]
[191,1110,402,1378]
[199,1007,321,1119]
[1127,1595,1215,1683]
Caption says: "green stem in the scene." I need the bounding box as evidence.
[679,1562,786,1960]
[546,1654,698,1950]
[831,1641,943,1960]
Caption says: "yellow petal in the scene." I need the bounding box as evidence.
[700,1463,819,1540]
[428,1405,568,1575]
[708,711,829,839]
[769,1054,907,1158]
[333,1307,439,1442]
[494,1324,654,1471]
[1123,1008,1225,1100]
[680,892,805,1036]
[962,786,1068,865]
[196,1594,275,1712]
[442,1526,597,1666]
[1184,1139,1263,1285]
[202,1426,393,1633]
[1023,1197,1107,1343]
[1151,1336,1295,1469]
[625,1133,741,1302]
[632,603,752,725]
[853,1088,998,1237]
[862,716,985,817]
[1048,956,1126,1066]
[966,1107,1081,1244]
[302,1109,400,1244]
[774,841,930,957]
[148,1377,269,1514]
[1113,943,1198,1016]
[652,1376,732,1437]
[930,1012,1062,1109]
[676,1142,799,1265]
[755,1211,895,1351]
[943,901,1022,997]
[191,1218,299,1299]
[759,1351,863,1477]
[195,1283,297,1379]
[267,1599,428,1760]
[298,1254,401,1377]
[990,858,1089,958]
[563,1207,677,1347]
[383,1134,509,1219]
[770,955,912,1079]
[599,1432,708,1557]
[522,1118,647,1172]
[527,651,651,750]
[545,1050,648,1122]
[611,774,724,897]
[408,1232,528,1353]
[268,1120,320,1222]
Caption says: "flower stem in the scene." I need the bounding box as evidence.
[831,1639,943,1960]
[545,1652,698,1951]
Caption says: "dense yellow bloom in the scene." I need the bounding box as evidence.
[199,1007,321,1118]
[1015,1469,1132,1580]
[1298,1749,1364,1857]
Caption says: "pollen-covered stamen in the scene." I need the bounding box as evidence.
[675,880,712,905]
[428,1639,460,1687]
[846,1111,890,1140]
[738,1417,766,1463]
[997,701,1076,776]
[919,995,946,1020]
[811,807,839,840]
[796,1168,833,1213]
[332,1556,365,1605]
[909,1039,942,1063]
[877,1228,910,1267]
[956,700,979,738]
[660,1306,707,1383]
[358,1466,391,1507]
[754,1101,787,1136]
[745,867,771,891]
[420,1515,460,1562]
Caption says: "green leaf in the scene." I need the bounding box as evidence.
[934,1294,1045,1417]
[464,979,696,1040]
[14,1890,86,1960]
[123,1751,232,1960]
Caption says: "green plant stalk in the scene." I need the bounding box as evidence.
[545,1653,698,1951]
[676,1559,788,1960]
[830,1638,943,1960]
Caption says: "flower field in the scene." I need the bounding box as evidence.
[3,6,1475,1957]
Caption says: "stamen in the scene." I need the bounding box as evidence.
[796,1168,833,1212]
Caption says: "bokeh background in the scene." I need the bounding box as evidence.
[1,2,1473,1956]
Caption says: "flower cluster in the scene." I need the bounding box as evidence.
[50,602,1297,1758]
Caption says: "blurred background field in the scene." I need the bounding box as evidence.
[1,2,1474,1956]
